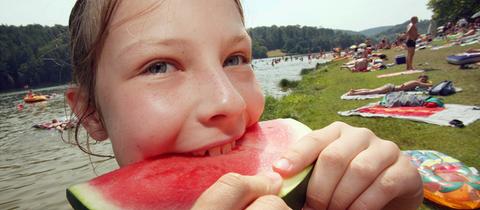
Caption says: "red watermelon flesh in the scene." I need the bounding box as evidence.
[67,118,312,210]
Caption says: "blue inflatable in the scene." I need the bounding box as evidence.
[447,53,480,65]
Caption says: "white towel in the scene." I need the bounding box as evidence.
[338,103,480,127]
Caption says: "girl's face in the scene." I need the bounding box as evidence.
[418,76,428,83]
[95,0,264,166]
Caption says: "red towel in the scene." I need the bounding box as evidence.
[358,105,445,117]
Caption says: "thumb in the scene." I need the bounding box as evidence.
[192,172,283,210]
[272,122,345,176]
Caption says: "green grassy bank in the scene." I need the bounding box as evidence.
[261,44,480,209]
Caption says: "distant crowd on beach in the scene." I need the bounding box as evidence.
[334,15,480,73]
[252,52,330,69]
[252,15,480,72]
[338,15,480,55]
[434,17,480,39]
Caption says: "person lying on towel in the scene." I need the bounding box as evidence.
[466,48,480,53]
[347,75,432,96]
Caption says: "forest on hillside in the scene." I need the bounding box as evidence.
[0,25,70,91]
[249,25,366,58]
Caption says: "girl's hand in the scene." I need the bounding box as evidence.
[192,172,291,210]
[273,121,423,210]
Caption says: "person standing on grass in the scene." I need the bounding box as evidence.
[406,16,419,70]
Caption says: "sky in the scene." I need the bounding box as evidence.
[0,0,433,31]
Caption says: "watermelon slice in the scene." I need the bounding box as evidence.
[67,119,313,210]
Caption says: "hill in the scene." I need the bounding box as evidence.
[335,29,362,36]
[356,19,431,42]
[359,25,394,37]
[368,20,431,41]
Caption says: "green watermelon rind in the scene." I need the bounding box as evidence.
[279,165,313,197]
[68,183,120,210]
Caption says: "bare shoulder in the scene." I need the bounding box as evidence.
[403,80,417,85]
[406,23,412,31]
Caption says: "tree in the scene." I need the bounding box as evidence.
[252,40,268,59]
[428,0,480,25]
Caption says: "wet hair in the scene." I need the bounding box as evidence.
[417,74,429,82]
[68,0,245,157]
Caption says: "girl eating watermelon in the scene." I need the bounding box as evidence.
[66,0,423,209]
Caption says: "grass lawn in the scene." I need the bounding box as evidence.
[261,44,480,210]
[267,49,286,57]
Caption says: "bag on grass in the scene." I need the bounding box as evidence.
[429,80,456,96]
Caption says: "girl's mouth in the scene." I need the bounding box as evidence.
[190,140,237,157]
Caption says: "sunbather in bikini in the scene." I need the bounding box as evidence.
[347,75,432,95]
[466,48,480,53]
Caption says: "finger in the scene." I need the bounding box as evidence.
[273,121,345,176]
[327,140,399,210]
[304,127,372,210]
[349,155,423,210]
[245,195,292,210]
[192,172,283,210]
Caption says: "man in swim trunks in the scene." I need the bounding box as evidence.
[406,16,419,70]
[347,75,431,96]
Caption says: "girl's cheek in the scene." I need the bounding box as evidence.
[246,84,265,126]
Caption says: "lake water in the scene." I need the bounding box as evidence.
[0,55,329,209]
[253,55,329,97]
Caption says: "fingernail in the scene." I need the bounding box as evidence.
[273,158,291,171]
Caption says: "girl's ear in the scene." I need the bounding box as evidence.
[66,86,108,141]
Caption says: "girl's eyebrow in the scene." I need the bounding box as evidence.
[118,33,250,60]
[118,38,185,59]
[230,34,250,45]
[220,33,251,53]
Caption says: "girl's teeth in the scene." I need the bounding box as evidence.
[192,150,206,156]
[192,141,237,156]
[208,147,222,156]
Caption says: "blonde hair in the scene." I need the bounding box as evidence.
[68,0,245,156]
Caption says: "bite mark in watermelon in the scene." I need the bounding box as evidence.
[67,119,313,210]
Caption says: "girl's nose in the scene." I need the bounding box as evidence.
[196,68,247,126]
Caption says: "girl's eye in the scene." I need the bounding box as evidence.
[145,61,176,74]
[223,55,247,67]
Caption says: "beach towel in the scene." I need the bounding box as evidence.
[460,40,479,47]
[340,91,426,100]
[340,88,462,100]
[338,103,480,127]
[376,70,425,78]
[431,43,456,51]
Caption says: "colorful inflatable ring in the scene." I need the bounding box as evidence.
[404,150,480,209]
[23,95,48,103]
